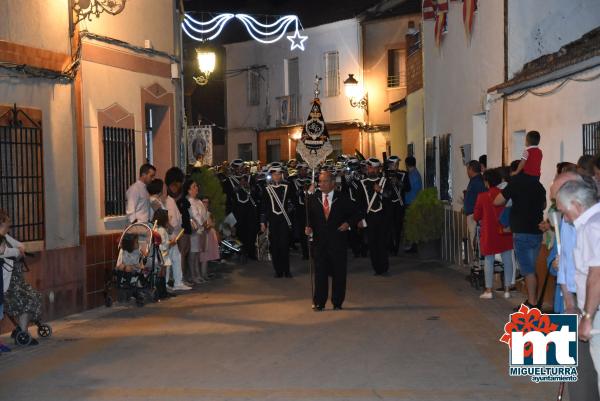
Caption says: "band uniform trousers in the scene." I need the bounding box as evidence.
[268,217,291,276]
[366,212,389,274]
[234,203,258,260]
[389,204,405,255]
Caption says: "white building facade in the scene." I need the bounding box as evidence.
[422,0,600,209]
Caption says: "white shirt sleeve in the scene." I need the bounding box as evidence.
[125,185,138,223]
[583,224,600,268]
[1,235,23,259]
[521,148,529,161]
[166,197,182,234]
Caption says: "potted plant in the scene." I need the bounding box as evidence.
[190,166,226,226]
[404,188,444,259]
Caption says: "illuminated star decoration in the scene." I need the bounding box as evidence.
[287,30,308,51]
[183,13,308,51]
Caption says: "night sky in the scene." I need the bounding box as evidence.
[181,0,417,157]
[183,0,385,34]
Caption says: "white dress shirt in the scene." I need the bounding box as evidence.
[165,196,182,238]
[322,191,334,210]
[125,180,150,223]
[573,202,600,310]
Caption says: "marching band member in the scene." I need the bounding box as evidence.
[384,156,411,256]
[358,158,393,275]
[260,166,295,278]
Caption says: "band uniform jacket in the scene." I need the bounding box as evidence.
[260,181,295,226]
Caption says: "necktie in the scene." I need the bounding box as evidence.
[323,194,330,220]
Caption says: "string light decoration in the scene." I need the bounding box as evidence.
[183,13,308,51]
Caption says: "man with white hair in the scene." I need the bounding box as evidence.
[551,173,599,400]
[556,178,600,392]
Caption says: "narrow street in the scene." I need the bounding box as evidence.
[0,254,555,401]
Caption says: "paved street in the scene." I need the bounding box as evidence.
[0,254,556,401]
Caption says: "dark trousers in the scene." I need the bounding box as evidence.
[177,234,191,282]
[389,205,405,255]
[238,220,258,259]
[349,229,367,257]
[268,219,290,276]
[366,213,389,274]
[314,248,347,307]
[294,209,309,259]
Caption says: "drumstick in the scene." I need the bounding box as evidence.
[174,229,185,242]
[152,220,157,231]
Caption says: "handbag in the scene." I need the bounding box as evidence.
[489,193,511,235]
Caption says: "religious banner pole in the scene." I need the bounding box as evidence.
[297,76,332,307]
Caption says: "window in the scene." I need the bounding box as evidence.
[329,134,342,159]
[238,143,253,161]
[425,136,437,189]
[284,58,299,123]
[324,51,339,97]
[583,121,600,156]
[247,69,260,106]
[439,133,452,201]
[387,49,406,88]
[0,105,44,242]
[266,139,281,163]
[407,143,415,157]
[103,126,136,216]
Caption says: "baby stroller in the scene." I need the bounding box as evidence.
[104,222,163,308]
[1,253,52,346]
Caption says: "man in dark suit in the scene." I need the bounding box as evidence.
[305,171,363,311]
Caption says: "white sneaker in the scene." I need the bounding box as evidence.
[503,291,511,299]
[166,285,175,293]
[479,292,493,299]
[173,284,192,291]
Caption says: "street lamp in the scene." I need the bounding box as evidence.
[194,49,216,86]
[343,74,368,113]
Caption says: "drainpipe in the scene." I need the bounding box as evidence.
[501,0,509,166]
[178,1,187,167]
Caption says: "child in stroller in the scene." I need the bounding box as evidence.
[106,221,172,307]
[0,209,52,347]
[113,223,153,306]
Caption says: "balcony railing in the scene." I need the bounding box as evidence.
[387,75,407,89]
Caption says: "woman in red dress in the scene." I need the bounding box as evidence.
[473,169,514,299]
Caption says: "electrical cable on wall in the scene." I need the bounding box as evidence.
[506,66,600,102]
[0,30,180,83]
